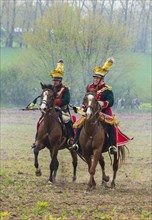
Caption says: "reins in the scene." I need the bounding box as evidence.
[84,107,101,139]
[83,92,102,139]
[86,102,101,124]
[40,88,61,135]
[41,88,55,113]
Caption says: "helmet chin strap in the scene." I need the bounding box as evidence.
[95,77,104,90]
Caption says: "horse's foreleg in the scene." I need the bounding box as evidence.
[34,145,42,176]
[86,151,100,191]
[70,151,78,182]
[111,152,119,188]
[99,155,110,184]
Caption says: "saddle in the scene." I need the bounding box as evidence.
[55,108,68,137]
[55,108,74,139]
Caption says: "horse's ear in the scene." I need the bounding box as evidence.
[86,85,90,92]
[40,82,44,89]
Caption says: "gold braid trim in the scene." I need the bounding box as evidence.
[100,113,118,125]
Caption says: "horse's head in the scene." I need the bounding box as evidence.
[40,82,56,113]
[84,85,99,119]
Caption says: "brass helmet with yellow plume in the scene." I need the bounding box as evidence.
[49,59,64,81]
[93,57,115,78]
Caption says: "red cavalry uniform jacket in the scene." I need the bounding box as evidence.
[54,84,70,110]
[88,83,114,116]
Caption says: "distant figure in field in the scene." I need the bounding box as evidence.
[116,97,125,110]
[131,97,141,109]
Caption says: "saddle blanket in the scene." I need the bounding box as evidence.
[115,125,133,146]
[73,115,133,146]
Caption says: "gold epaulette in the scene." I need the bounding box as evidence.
[62,84,69,89]
[105,84,112,90]
[97,85,112,94]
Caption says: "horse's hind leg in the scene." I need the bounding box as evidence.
[70,151,78,182]
[48,148,59,184]
[111,152,119,188]
[84,156,93,192]
[33,145,42,176]
[48,149,59,182]
[99,155,110,185]
[52,159,59,182]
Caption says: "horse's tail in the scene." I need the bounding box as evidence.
[119,145,129,163]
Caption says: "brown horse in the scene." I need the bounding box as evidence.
[33,83,78,183]
[78,85,125,192]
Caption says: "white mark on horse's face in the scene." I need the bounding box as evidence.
[86,94,94,119]
[40,91,48,112]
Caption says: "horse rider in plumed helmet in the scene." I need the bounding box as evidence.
[70,57,117,155]
[32,59,74,148]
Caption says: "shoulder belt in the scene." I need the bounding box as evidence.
[57,87,65,98]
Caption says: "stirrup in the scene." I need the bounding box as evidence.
[67,138,74,146]
[69,144,79,152]
[109,146,117,155]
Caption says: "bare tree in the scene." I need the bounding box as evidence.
[0,0,5,46]
[4,0,17,47]
[135,0,151,52]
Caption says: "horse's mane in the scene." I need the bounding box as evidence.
[86,84,98,94]
[40,82,54,91]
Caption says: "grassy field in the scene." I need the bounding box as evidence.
[0,48,25,70]
[119,52,151,98]
[0,109,151,220]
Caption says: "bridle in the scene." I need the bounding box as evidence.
[40,89,55,114]
[84,92,101,122]
[82,92,102,140]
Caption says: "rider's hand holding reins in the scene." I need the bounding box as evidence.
[98,101,104,107]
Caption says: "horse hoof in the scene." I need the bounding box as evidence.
[48,180,53,185]
[84,190,90,194]
[111,182,116,188]
[92,185,96,190]
[35,169,42,176]
[102,181,109,188]
[103,175,110,182]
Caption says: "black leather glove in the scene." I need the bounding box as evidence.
[73,106,78,113]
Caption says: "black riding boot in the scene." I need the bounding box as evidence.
[65,121,75,145]
[69,127,81,152]
[107,124,117,154]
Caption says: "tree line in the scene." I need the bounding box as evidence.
[1,0,151,53]
[0,0,151,108]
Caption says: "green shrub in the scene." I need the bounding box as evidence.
[140,103,152,111]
